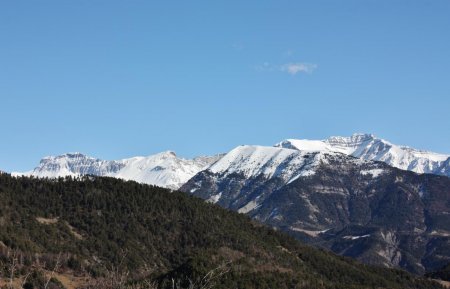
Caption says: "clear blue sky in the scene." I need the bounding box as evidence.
[1,0,449,172]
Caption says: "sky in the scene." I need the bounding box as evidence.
[1,0,449,172]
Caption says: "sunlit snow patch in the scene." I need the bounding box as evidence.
[343,234,371,240]
[207,192,222,204]
[360,169,385,178]
[238,200,260,214]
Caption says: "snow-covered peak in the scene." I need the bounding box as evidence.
[113,152,220,189]
[326,133,376,146]
[275,134,450,176]
[17,152,124,179]
[41,152,90,160]
[13,151,222,189]
[208,145,336,182]
[275,139,332,152]
[193,154,225,167]
[153,151,177,158]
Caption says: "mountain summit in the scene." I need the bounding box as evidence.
[13,152,222,189]
[275,133,450,177]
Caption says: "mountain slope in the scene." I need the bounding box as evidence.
[0,173,442,289]
[13,152,222,189]
[187,145,355,211]
[275,133,450,177]
[181,144,450,274]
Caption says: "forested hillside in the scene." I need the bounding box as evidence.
[0,173,442,289]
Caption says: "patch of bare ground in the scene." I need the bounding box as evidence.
[0,271,90,289]
[0,278,22,289]
[253,263,293,274]
[65,222,84,240]
[36,217,59,225]
[52,272,90,289]
[435,279,450,288]
[35,217,84,240]
[217,246,244,261]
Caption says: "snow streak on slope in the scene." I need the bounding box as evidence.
[13,152,222,189]
[275,133,450,177]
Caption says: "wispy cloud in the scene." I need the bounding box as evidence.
[256,61,318,75]
[280,63,317,75]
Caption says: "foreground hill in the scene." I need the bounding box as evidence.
[0,173,442,289]
[181,145,450,274]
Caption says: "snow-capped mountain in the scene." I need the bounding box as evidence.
[208,145,326,181]
[181,143,450,274]
[201,145,343,213]
[13,152,222,189]
[183,144,376,212]
[275,133,450,177]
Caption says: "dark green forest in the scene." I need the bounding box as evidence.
[427,263,450,282]
[0,173,443,288]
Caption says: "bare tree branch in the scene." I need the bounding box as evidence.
[44,252,61,289]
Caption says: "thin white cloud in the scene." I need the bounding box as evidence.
[280,63,317,75]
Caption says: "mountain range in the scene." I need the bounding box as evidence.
[12,133,450,189]
[13,151,222,190]
[8,133,450,275]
